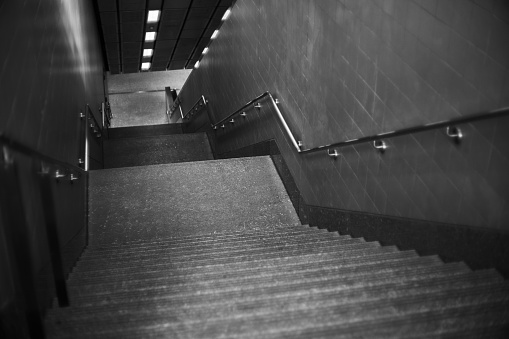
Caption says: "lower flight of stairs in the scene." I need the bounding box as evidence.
[44,125,509,338]
[45,225,509,338]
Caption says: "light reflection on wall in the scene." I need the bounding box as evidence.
[59,0,92,90]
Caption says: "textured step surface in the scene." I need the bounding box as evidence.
[108,123,183,139]
[89,156,300,245]
[47,142,509,338]
[103,132,213,168]
[45,224,509,338]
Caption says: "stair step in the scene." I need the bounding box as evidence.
[257,302,509,339]
[70,245,405,278]
[66,261,471,305]
[46,281,509,337]
[69,255,446,289]
[103,132,213,168]
[107,124,184,139]
[79,229,353,259]
[90,223,327,244]
[66,263,486,307]
[83,225,339,253]
[75,237,379,269]
[49,277,509,329]
[69,252,443,286]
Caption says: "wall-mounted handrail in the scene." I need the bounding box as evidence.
[300,106,509,154]
[210,92,302,152]
[205,91,509,155]
[0,133,84,178]
[182,95,207,121]
[169,96,182,119]
[86,104,103,138]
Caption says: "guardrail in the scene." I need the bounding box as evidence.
[0,133,83,337]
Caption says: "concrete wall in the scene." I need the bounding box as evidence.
[179,0,509,231]
[107,70,191,127]
[0,0,104,319]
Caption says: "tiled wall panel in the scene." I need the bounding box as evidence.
[179,0,509,231]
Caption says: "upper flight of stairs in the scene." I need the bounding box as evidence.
[44,125,509,338]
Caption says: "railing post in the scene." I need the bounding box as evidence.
[0,156,46,339]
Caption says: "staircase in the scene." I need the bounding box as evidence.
[44,125,509,338]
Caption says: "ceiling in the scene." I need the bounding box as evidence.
[95,0,234,74]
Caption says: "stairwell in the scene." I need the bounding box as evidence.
[44,125,509,338]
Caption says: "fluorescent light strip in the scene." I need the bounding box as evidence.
[222,8,231,21]
[145,32,156,41]
[147,10,160,23]
[194,61,200,69]
[143,49,153,57]
[141,62,151,70]
[202,47,209,55]
[211,30,219,39]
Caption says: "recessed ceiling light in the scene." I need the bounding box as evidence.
[147,10,160,23]
[145,32,156,41]
[194,61,200,69]
[211,30,219,39]
[202,47,209,55]
[141,62,151,70]
[222,8,231,21]
[143,49,153,57]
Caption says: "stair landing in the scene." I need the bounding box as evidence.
[88,156,300,245]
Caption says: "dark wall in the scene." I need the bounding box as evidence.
[0,0,105,318]
[179,0,509,231]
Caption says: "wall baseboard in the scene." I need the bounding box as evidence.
[216,138,509,278]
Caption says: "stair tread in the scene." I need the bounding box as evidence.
[68,255,447,287]
[83,225,340,251]
[46,287,509,335]
[64,267,499,307]
[82,231,352,256]
[68,254,446,287]
[69,245,411,277]
[75,239,382,269]
[88,156,301,245]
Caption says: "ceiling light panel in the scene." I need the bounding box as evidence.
[145,32,157,41]
[143,49,153,57]
[147,10,161,23]
[222,8,231,21]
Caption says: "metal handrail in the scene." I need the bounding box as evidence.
[208,91,509,155]
[182,95,207,120]
[0,133,83,178]
[211,92,302,152]
[86,104,103,138]
[301,106,509,155]
[169,97,182,119]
